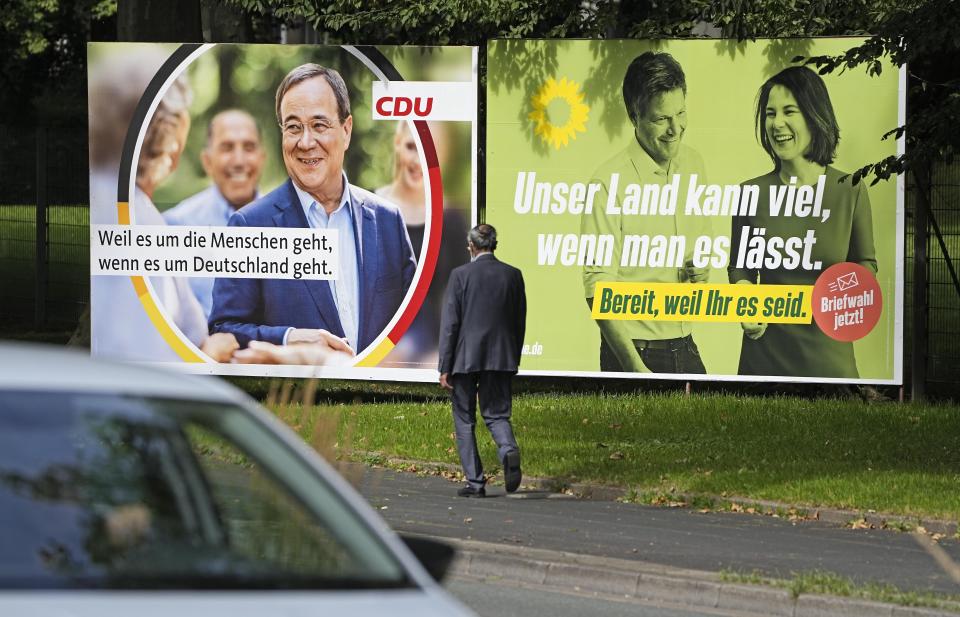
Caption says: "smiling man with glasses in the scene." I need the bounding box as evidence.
[209,63,417,357]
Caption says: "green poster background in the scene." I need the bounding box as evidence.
[486,39,902,382]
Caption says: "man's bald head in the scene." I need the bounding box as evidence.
[202,110,266,209]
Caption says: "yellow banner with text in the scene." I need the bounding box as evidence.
[591,282,813,324]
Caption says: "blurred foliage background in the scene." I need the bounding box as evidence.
[152,44,474,213]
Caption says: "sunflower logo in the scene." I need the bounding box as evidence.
[528,77,590,150]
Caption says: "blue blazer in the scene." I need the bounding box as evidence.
[209,180,416,352]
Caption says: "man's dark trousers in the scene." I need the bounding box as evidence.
[451,371,518,490]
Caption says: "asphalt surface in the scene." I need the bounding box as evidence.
[354,465,960,595]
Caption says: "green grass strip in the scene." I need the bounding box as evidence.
[266,390,960,520]
[720,568,960,612]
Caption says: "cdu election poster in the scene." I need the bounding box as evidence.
[486,39,904,383]
[88,42,477,379]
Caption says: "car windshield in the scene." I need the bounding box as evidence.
[0,390,411,590]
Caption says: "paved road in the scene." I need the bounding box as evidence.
[445,575,744,617]
[355,465,960,594]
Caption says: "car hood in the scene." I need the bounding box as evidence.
[0,588,474,616]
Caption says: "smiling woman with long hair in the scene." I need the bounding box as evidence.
[728,66,877,379]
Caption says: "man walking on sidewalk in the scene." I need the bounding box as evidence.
[439,224,526,498]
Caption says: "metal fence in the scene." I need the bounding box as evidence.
[0,125,89,329]
[922,162,960,397]
[1,124,958,397]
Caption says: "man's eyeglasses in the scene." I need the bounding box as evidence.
[280,119,334,139]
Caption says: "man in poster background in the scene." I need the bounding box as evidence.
[165,109,266,316]
[581,51,711,374]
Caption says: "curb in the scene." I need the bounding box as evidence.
[431,535,959,617]
[361,454,959,537]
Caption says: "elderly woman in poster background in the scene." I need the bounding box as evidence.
[88,51,218,360]
[728,66,877,379]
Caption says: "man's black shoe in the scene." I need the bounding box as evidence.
[457,485,486,498]
[503,450,522,493]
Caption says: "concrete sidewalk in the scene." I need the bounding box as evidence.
[352,464,960,616]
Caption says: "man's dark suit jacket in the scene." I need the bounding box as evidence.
[209,179,416,352]
[438,253,526,375]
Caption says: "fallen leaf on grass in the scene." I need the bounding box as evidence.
[609,451,625,460]
[650,495,686,508]
[609,423,622,430]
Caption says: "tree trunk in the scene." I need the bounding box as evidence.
[201,0,253,42]
[117,0,202,42]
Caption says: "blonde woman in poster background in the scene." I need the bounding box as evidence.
[376,121,468,365]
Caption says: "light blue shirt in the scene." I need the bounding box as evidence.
[164,185,258,316]
[291,174,360,348]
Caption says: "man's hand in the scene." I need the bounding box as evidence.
[233,340,355,365]
[201,332,240,363]
[597,320,650,373]
[681,259,710,283]
[439,373,453,390]
[741,322,768,340]
[286,328,355,354]
[732,279,766,339]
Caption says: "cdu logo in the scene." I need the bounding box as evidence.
[371,81,474,122]
[374,95,435,118]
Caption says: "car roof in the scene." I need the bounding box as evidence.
[0,342,247,404]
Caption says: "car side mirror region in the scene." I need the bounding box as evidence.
[400,535,457,582]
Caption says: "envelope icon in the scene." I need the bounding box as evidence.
[831,272,859,291]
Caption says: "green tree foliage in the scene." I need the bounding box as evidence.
[224,0,890,44]
[0,0,117,121]
[797,1,960,181]
[226,0,958,182]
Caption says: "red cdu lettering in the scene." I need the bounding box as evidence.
[413,97,433,117]
[375,96,393,116]
[375,96,435,117]
[393,97,413,116]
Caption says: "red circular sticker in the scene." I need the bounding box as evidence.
[811,262,882,342]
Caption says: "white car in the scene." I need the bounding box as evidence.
[0,343,472,616]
